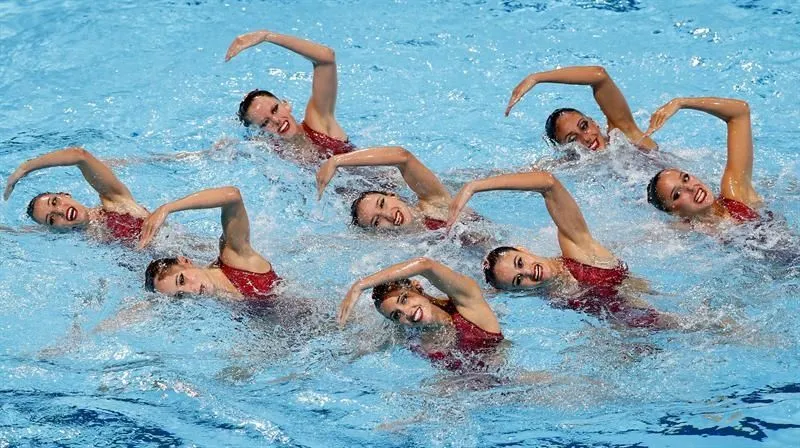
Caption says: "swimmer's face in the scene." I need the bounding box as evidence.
[554,111,606,151]
[655,169,714,218]
[356,193,414,229]
[491,248,555,291]
[378,289,438,327]
[152,257,216,297]
[30,193,90,230]
[244,95,300,139]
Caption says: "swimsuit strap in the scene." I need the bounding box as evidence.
[301,121,355,158]
[215,258,282,300]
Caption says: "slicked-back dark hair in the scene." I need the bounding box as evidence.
[544,108,582,143]
[372,279,415,309]
[350,190,391,227]
[483,246,517,288]
[26,192,70,223]
[144,257,181,293]
[237,89,277,127]
[646,169,669,212]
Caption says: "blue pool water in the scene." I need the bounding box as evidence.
[1,0,799,446]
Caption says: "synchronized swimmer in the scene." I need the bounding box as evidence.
[4,147,147,246]
[645,97,763,227]
[507,66,658,152]
[446,170,677,329]
[226,28,355,162]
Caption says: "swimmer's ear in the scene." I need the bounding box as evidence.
[177,256,193,266]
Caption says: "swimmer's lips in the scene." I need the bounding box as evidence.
[66,206,77,221]
[412,307,423,323]
[393,210,404,226]
[533,264,542,282]
[278,120,290,134]
[694,188,707,204]
[588,139,600,151]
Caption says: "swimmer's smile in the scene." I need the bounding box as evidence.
[278,120,290,134]
[694,187,707,204]
[66,206,77,221]
[588,138,600,151]
[533,263,542,282]
[412,306,423,323]
[393,210,404,226]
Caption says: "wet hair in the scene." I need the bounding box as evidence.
[26,192,69,223]
[544,108,582,143]
[237,89,277,127]
[646,169,669,212]
[350,190,391,227]
[483,246,517,288]
[144,257,181,293]
[372,279,415,310]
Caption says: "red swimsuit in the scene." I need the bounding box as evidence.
[718,196,760,223]
[301,122,355,159]
[103,211,144,245]
[423,216,447,231]
[415,301,504,371]
[215,258,282,301]
[561,257,661,328]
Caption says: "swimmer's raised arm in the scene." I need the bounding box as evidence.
[4,147,133,204]
[225,30,338,125]
[316,146,450,205]
[506,66,656,150]
[337,257,492,329]
[139,187,256,261]
[448,171,603,260]
[645,97,756,201]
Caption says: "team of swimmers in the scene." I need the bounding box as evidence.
[4,27,768,372]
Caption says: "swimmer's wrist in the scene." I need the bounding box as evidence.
[261,31,275,43]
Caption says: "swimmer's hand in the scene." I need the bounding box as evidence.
[137,205,169,249]
[505,74,539,116]
[643,99,681,139]
[337,283,363,326]
[225,30,271,61]
[315,158,338,200]
[4,165,27,200]
[445,183,475,233]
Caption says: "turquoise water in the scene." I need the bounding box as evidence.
[1,0,799,446]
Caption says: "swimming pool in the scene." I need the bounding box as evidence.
[1,0,799,446]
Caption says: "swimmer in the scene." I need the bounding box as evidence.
[337,257,504,371]
[316,146,458,232]
[141,186,281,301]
[226,28,354,162]
[3,147,148,245]
[506,66,657,151]
[447,170,677,329]
[645,97,763,226]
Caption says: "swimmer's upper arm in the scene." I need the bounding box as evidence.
[720,104,758,203]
